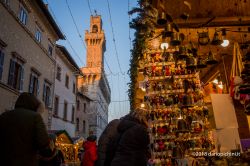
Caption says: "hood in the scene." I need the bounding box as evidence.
[117,115,138,133]
[15,92,41,111]
[84,141,96,150]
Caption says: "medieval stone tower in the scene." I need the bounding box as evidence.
[77,15,110,139]
[85,15,106,73]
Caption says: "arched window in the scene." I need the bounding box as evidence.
[92,75,96,84]
[88,75,91,84]
[92,25,98,33]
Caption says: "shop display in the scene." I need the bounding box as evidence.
[240,50,250,114]
[229,43,250,115]
[138,48,215,165]
[50,130,76,163]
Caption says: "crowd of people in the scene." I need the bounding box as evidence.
[0,92,150,166]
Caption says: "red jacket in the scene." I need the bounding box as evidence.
[82,141,97,166]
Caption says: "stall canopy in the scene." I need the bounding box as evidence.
[48,130,73,144]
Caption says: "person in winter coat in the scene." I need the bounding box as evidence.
[110,108,150,166]
[95,119,120,166]
[82,135,98,166]
[0,92,50,166]
[39,135,65,166]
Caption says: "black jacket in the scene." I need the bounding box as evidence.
[0,93,49,166]
[95,119,120,166]
[110,115,149,166]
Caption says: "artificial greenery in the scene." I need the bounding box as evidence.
[128,0,153,109]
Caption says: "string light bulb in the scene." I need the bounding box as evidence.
[221,39,230,47]
[221,28,229,47]
[140,103,145,108]
[160,42,169,50]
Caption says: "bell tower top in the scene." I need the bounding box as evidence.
[90,15,102,33]
[85,15,106,69]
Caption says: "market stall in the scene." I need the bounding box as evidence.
[48,130,76,163]
[128,0,250,165]
[72,137,85,162]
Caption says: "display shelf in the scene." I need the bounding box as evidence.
[147,73,198,81]
[139,61,176,68]
[137,41,213,165]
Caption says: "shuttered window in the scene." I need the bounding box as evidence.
[29,71,40,96]
[0,49,5,80]
[8,58,24,91]
[43,81,52,108]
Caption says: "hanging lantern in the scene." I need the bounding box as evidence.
[187,41,198,56]
[197,56,207,68]
[178,46,188,59]
[221,28,230,47]
[180,12,189,20]
[177,119,188,132]
[211,31,223,45]
[186,54,197,69]
[165,23,174,37]
[170,33,184,46]
[198,31,210,45]
[157,12,167,25]
[207,51,218,64]
[138,26,148,35]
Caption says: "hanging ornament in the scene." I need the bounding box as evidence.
[157,11,167,25]
[197,56,207,68]
[206,51,218,64]
[198,31,210,45]
[211,31,223,45]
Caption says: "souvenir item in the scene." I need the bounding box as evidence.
[177,119,188,132]
[172,143,184,159]
[186,56,197,69]
[207,51,218,64]
[211,32,223,45]
[142,49,213,165]
[197,56,207,68]
[157,12,167,25]
[171,33,181,46]
[198,31,210,45]
[179,46,188,59]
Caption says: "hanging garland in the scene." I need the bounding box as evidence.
[128,0,155,109]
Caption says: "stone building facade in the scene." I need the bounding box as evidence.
[75,91,91,138]
[0,0,64,127]
[77,15,111,138]
[51,45,81,137]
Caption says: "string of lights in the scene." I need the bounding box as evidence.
[118,74,121,111]
[56,100,129,105]
[82,0,130,119]
[65,0,87,50]
[83,0,124,77]
[86,0,93,16]
[106,0,125,75]
[104,57,120,76]
[45,0,129,77]
[128,0,132,51]
[44,0,130,121]
[63,0,110,77]
[44,0,84,66]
